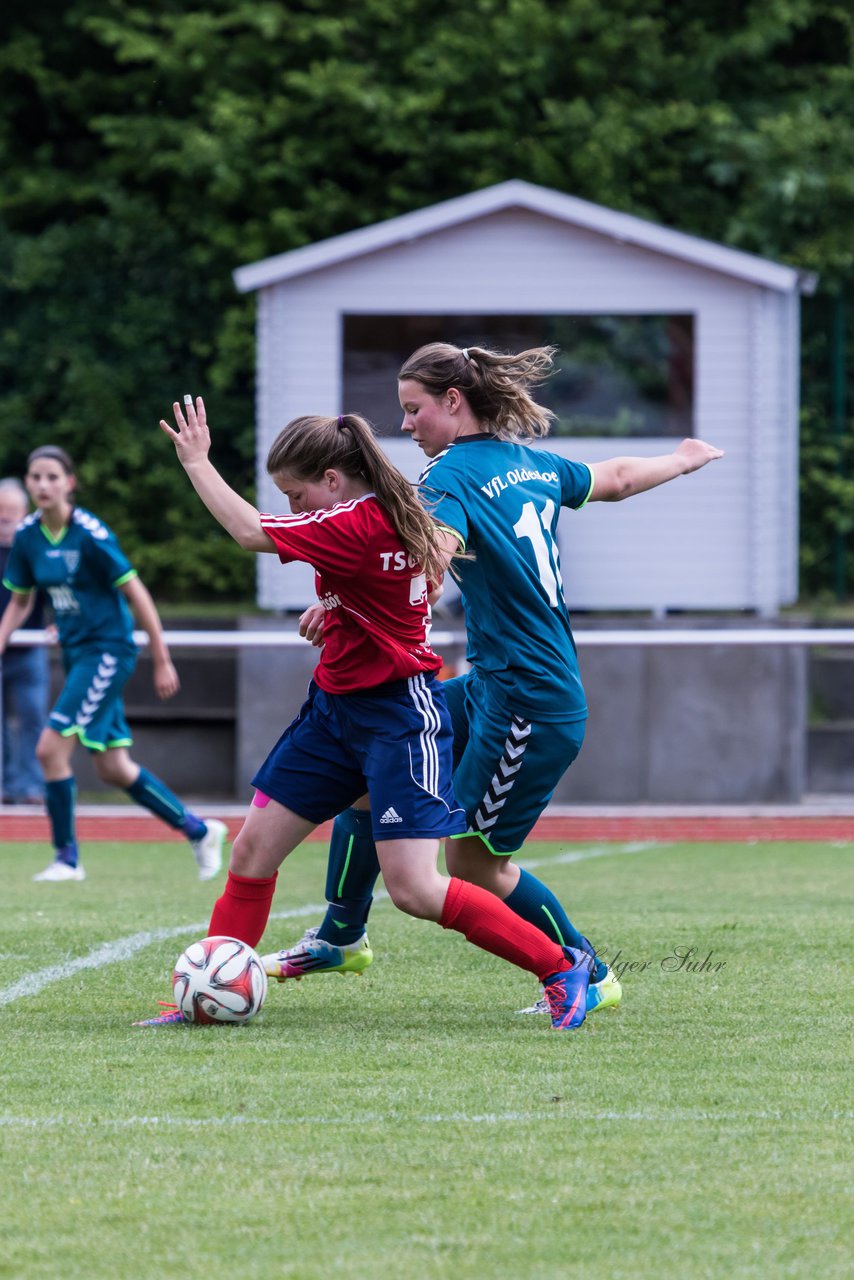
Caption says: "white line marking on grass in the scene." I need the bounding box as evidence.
[0,843,658,1009]
[1,1108,851,1129]
[0,901,328,1008]
[520,841,657,871]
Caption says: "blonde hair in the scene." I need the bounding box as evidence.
[398,342,557,439]
[266,414,448,582]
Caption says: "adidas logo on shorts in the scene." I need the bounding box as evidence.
[379,806,403,824]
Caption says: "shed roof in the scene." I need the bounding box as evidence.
[233,179,817,296]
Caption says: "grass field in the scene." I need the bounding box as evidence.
[1,838,851,1280]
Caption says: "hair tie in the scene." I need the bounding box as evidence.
[337,415,346,429]
[461,349,470,362]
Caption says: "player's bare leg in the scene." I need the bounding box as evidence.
[445,834,620,1016]
[376,837,591,1027]
[444,833,521,896]
[92,745,138,789]
[35,725,76,781]
[374,837,448,920]
[206,793,316,949]
[228,794,316,879]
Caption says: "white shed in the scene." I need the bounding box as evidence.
[234,180,816,615]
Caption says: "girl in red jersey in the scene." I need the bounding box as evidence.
[134,397,591,1029]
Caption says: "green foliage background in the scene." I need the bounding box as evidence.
[1,0,853,601]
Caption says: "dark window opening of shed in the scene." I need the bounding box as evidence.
[342,314,694,439]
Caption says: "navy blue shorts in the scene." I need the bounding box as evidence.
[252,674,467,843]
[442,670,586,854]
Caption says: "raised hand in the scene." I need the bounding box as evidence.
[674,438,725,474]
[158,394,271,551]
[159,395,211,468]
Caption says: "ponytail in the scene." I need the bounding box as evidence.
[399,342,556,439]
[266,414,448,582]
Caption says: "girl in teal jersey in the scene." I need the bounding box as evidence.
[264,344,723,1015]
[0,445,226,882]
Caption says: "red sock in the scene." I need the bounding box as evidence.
[440,877,571,982]
[207,871,278,948]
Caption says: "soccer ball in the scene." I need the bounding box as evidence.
[172,936,268,1025]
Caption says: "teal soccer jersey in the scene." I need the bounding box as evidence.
[419,435,593,722]
[3,508,138,656]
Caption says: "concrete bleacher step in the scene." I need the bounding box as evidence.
[810,650,854,722]
[807,724,854,794]
[807,650,854,794]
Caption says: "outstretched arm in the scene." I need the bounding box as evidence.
[589,438,724,503]
[120,575,179,699]
[160,396,276,552]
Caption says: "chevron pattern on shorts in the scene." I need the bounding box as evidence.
[74,653,118,729]
[472,714,532,835]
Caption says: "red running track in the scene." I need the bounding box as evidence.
[1,813,852,843]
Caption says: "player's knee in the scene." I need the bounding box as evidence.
[35,734,63,772]
[383,874,441,920]
[228,830,250,871]
[386,883,428,918]
[228,829,268,877]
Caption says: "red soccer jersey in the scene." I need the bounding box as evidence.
[259,494,443,694]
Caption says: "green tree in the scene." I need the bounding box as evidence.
[1,0,853,598]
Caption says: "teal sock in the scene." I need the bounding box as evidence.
[504,868,608,983]
[317,808,380,946]
[46,777,76,851]
[126,766,205,840]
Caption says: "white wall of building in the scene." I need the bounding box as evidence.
[248,205,800,614]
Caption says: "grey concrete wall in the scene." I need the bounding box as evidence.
[72,721,236,798]
[58,623,810,804]
[806,649,854,794]
[235,628,808,804]
[555,643,807,803]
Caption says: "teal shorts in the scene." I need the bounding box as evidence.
[49,645,136,752]
[442,670,586,855]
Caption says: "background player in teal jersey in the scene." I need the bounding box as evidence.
[265,342,722,1017]
[0,445,226,882]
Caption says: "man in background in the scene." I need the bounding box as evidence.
[0,478,49,804]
